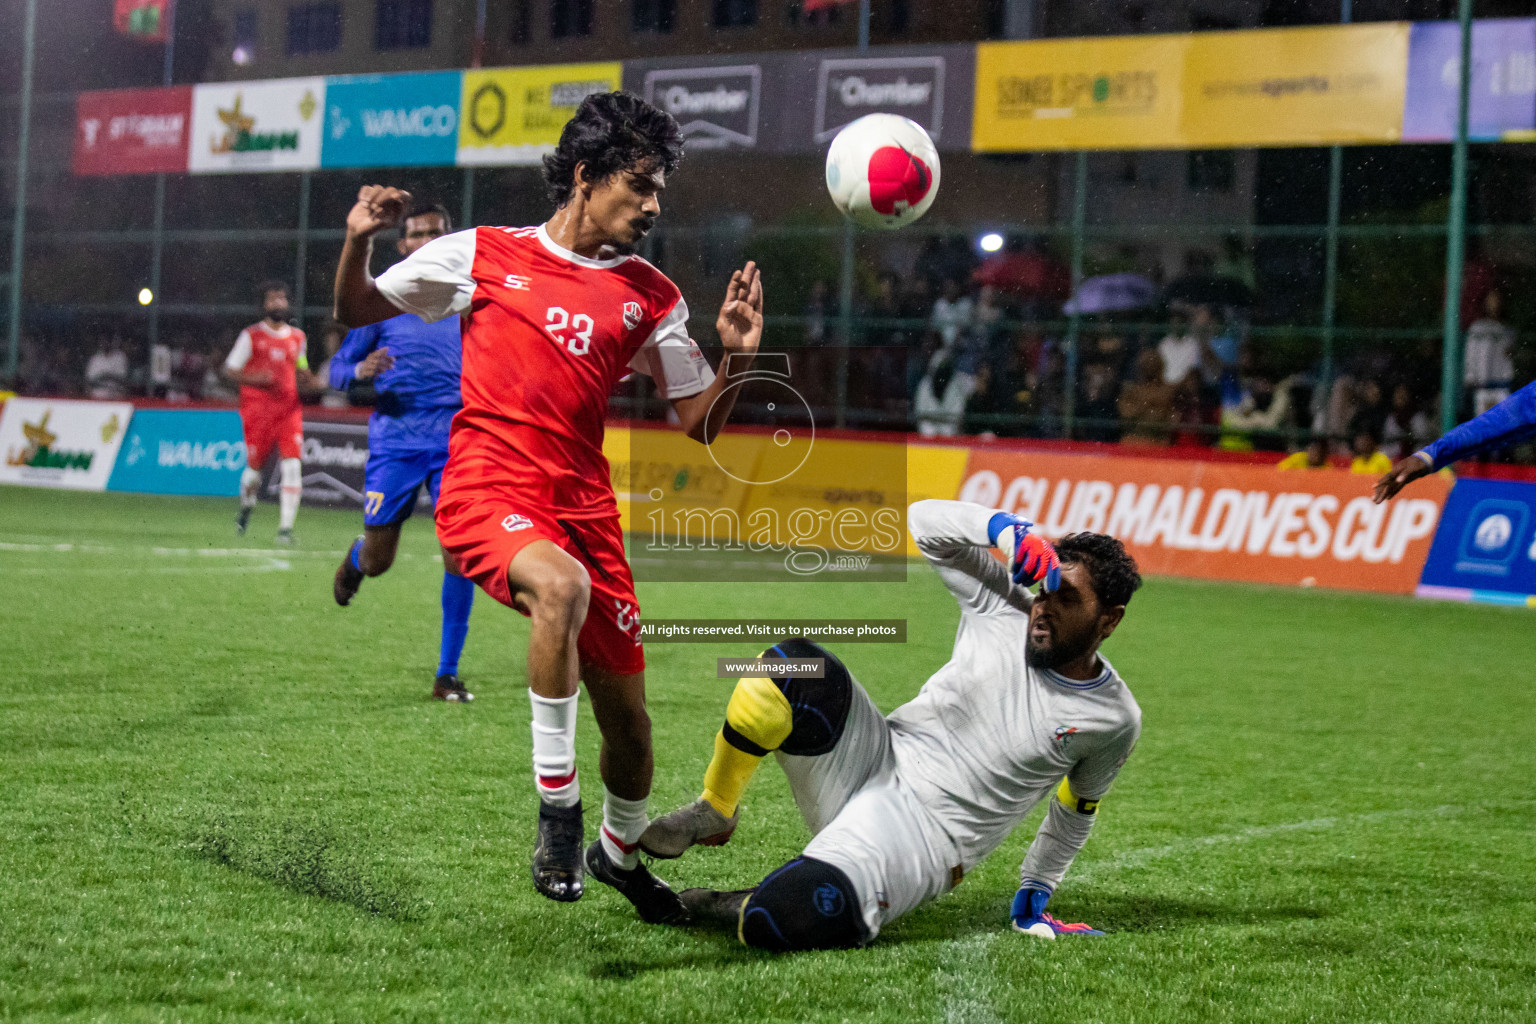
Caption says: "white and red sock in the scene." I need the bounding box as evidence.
[600,788,649,871]
[239,467,261,508]
[277,457,302,530]
[529,690,579,808]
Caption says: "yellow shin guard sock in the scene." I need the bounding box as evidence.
[699,677,793,817]
[702,732,762,817]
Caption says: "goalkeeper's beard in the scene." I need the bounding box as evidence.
[1024,622,1095,671]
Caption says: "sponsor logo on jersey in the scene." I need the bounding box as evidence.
[501,513,533,532]
[504,273,531,291]
[623,301,642,330]
[1053,725,1079,745]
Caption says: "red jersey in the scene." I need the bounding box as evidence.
[224,321,308,418]
[376,224,713,517]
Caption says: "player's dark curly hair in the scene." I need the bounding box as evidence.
[256,280,290,302]
[542,91,684,208]
[1054,533,1142,608]
[405,200,453,231]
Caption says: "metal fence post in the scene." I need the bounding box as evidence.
[5,0,37,380]
[1440,0,1473,435]
[1062,151,1086,438]
[1320,2,1350,412]
[462,167,475,227]
[832,0,872,430]
[294,172,312,326]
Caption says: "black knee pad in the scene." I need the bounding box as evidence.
[760,639,853,757]
[740,857,869,952]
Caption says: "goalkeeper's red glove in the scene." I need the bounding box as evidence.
[987,513,1061,591]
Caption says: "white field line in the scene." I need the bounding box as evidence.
[0,539,439,564]
[931,804,1464,1024]
[1068,803,1462,886]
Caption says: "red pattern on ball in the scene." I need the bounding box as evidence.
[866,146,933,215]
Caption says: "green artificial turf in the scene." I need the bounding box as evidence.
[2,485,1534,1023]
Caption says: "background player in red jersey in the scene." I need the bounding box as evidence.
[222,281,319,545]
[332,93,763,920]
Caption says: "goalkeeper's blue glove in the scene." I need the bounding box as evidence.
[987,513,1061,592]
[1010,885,1104,937]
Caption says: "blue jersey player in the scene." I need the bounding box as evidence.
[331,202,476,702]
[1375,379,1536,503]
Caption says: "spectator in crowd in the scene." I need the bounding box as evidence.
[930,278,974,347]
[915,234,977,296]
[1278,437,1332,470]
[1077,356,1123,442]
[172,337,206,402]
[803,279,830,347]
[1033,346,1067,437]
[913,343,976,437]
[1382,383,1433,461]
[201,340,238,403]
[84,334,129,399]
[1157,304,1226,386]
[1464,288,1516,417]
[149,337,178,399]
[964,330,1037,437]
[1172,371,1218,447]
[1350,427,1393,476]
[1220,372,1298,451]
[1117,349,1177,446]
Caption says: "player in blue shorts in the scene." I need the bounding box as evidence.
[1374,379,1536,503]
[330,201,476,702]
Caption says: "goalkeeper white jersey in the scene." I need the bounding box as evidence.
[889,500,1141,875]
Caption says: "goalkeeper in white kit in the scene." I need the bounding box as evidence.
[638,498,1142,950]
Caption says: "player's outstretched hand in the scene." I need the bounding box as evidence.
[1373,454,1432,504]
[1010,885,1103,939]
[347,185,412,239]
[716,261,763,355]
[355,347,395,380]
[987,513,1061,592]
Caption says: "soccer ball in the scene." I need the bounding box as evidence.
[824,113,940,230]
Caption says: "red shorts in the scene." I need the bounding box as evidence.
[435,490,644,676]
[241,406,303,469]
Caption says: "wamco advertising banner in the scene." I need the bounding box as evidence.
[323,70,462,168]
[189,77,326,173]
[0,398,134,492]
[957,449,1449,594]
[106,409,245,497]
[74,86,192,176]
[457,63,621,166]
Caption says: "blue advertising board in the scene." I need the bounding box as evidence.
[106,409,246,497]
[1403,19,1536,141]
[1417,478,1536,607]
[322,71,462,168]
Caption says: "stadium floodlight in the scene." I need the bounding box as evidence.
[978,232,1004,253]
[137,288,153,306]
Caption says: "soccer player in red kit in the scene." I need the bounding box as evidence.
[332,93,764,921]
[223,281,317,545]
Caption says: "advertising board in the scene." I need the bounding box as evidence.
[74,86,192,176]
[106,409,245,497]
[0,398,135,492]
[189,78,327,173]
[1417,478,1536,606]
[322,71,462,168]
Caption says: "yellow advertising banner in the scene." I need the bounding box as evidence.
[973,23,1409,151]
[972,33,1186,152]
[457,62,621,166]
[1181,24,1409,147]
